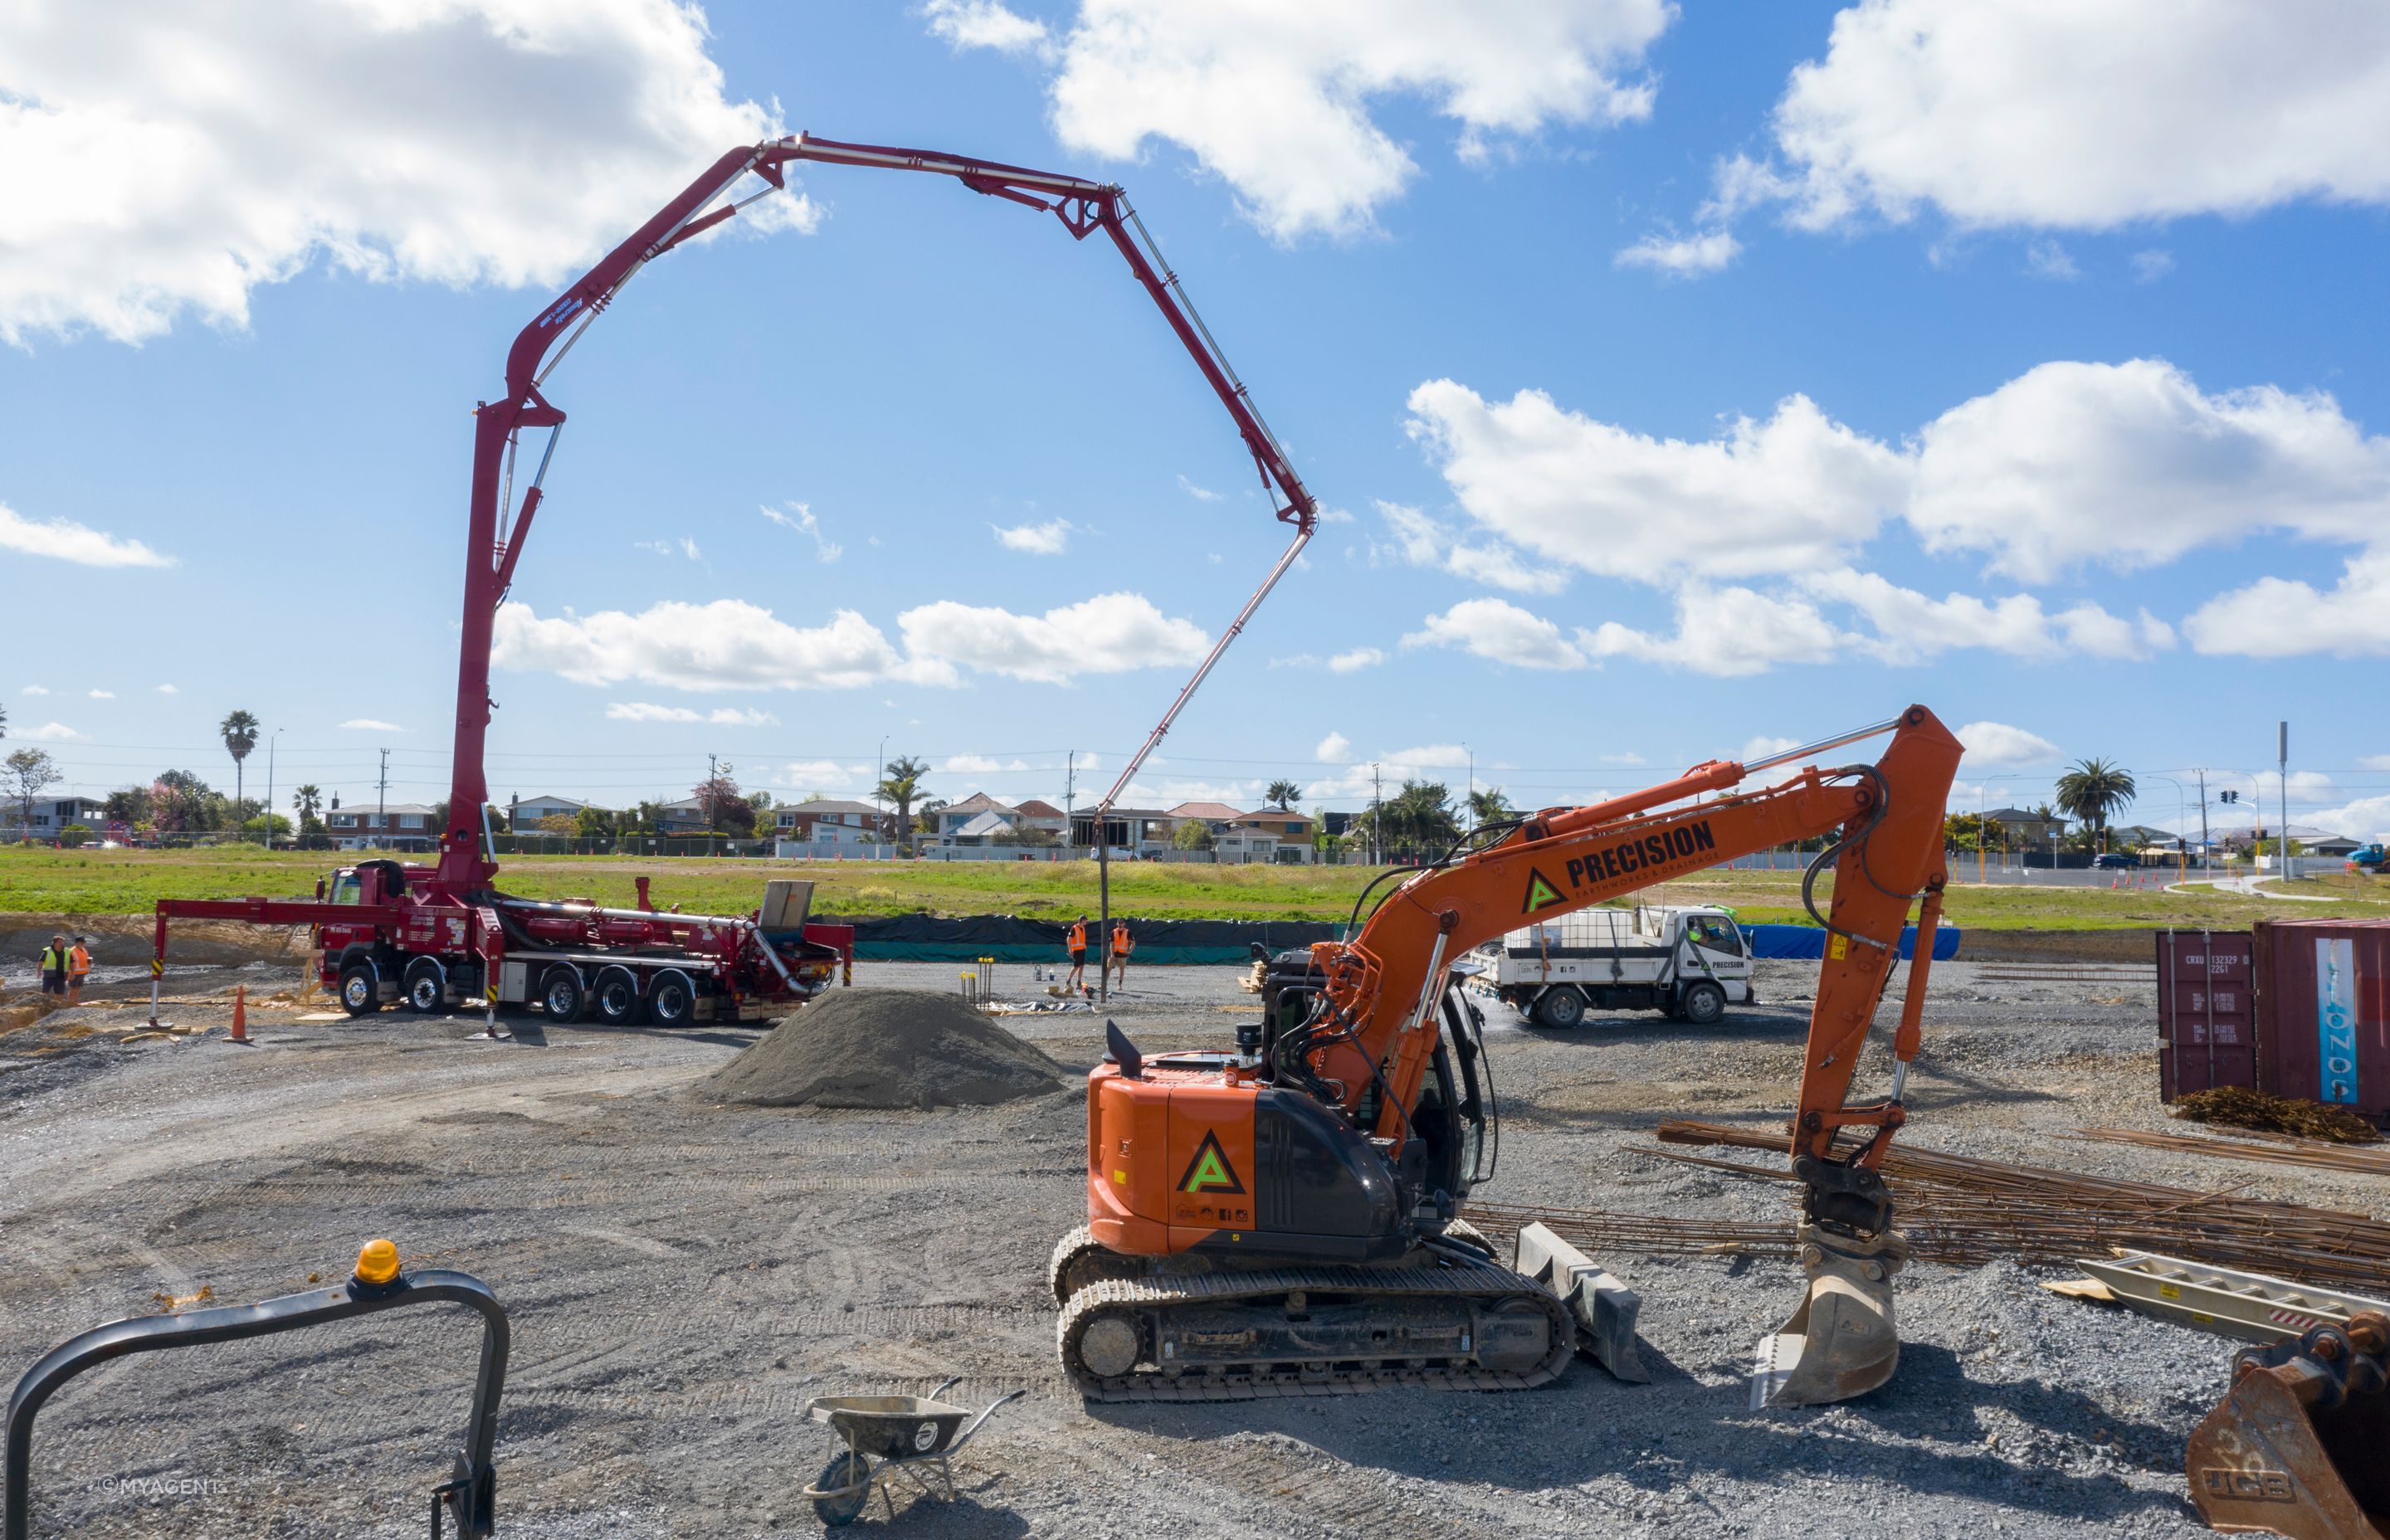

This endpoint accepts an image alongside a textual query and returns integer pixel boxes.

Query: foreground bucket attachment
[2187,1310,2390,1538]
[1751,1224,1907,1409]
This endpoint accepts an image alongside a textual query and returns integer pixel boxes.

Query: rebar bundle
[2070,1126,2390,1179]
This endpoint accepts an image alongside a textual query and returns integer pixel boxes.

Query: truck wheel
[591,967,641,1026]
[646,969,695,1028]
[1532,988,1586,1030]
[338,962,380,1017]
[539,965,586,1021]
[1679,981,1726,1026]
[401,958,447,1014]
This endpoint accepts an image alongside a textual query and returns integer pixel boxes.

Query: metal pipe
[1740,715,1910,777]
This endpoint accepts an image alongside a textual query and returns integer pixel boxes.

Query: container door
[2156,931,2255,1100]
[2253,919,2390,1121]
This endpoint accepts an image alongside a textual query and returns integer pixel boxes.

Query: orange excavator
[1052,705,1963,1406]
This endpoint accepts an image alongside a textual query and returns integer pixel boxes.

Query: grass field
[7,844,2388,928]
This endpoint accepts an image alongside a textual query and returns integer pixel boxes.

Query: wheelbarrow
[801,1376,1024,1527]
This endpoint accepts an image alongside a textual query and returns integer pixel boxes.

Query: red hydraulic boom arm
[435,134,1319,895]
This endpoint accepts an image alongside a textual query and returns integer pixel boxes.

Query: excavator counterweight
[1061,705,1963,1405]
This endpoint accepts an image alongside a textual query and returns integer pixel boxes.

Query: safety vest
[39,947,67,973]
[68,945,90,977]
[1111,925,1131,955]
[1067,923,1087,950]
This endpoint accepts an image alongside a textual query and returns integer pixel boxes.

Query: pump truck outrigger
[1054,706,1963,1408]
[142,132,1319,1027]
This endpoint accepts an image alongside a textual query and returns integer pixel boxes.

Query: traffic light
[2219,790,2239,803]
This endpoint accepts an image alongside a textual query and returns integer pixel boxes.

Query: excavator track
[1056,1255,1575,1402]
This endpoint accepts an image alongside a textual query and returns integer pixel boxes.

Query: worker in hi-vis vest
[66,935,91,1006]
[1065,914,1090,992]
[37,934,70,997]
[1108,919,1135,991]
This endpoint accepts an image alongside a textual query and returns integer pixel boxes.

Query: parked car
[2093,852,2138,870]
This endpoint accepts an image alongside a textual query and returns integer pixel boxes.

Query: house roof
[656,797,706,813]
[944,792,1015,817]
[1983,807,2065,824]
[2213,822,2353,843]
[1013,799,1066,818]
[1076,807,1170,821]
[514,794,587,810]
[953,811,1012,837]
[1168,801,1248,821]
[1236,808,1312,824]
[783,799,885,817]
[351,802,437,817]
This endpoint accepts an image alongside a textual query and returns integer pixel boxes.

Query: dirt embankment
[2,914,309,967]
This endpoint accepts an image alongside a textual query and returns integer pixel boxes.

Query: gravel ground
[0,953,2369,1538]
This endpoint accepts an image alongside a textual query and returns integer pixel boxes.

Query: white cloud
[495,599,955,692]
[680,537,702,562]
[0,500,173,567]
[1954,721,2061,768]
[154,683,177,694]
[1327,647,1385,673]
[22,722,81,741]
[2183,550,2390,658]
[85,689,114,699]
[761,502,842,563]
[1402,597,1590,670]
[339,718,403,732]
[1315,731,1351,763]
[1747,0,2390,233]
[0,0,816,345]
[2362,755,2390,772]
[1177,475,1222,502]
[992,518,1076,555]
[603,703,779,726]
[1586,587,1850,675]
[977,0,1675,242]
[1740,735,1800,763]
[1370,500,1568,595]
[2132,250,2175,283]
[1317,508,1355,524]
[924,0,1049,54]
[2310,794,2390,845]
[1799,569,2175,662]
[20,686,46,695]
[942,753,1032,775]
[1598,751,1647,767]
[1405,382,1908,582]
[2022,239,2080,281]
[1614,228,1740,277]
[773,759,871,789]
[899,592,1207,685]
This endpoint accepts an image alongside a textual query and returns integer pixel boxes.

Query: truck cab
[1464,904,1755,1029]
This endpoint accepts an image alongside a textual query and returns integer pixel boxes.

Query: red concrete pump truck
[147,133,1319,1030]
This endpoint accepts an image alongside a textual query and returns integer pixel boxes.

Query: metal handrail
[6,1263,508,1540]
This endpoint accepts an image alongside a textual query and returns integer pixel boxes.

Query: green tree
[1264,778,1302,810]
[1943,811,1987,851]
[149,771,212,833]
[5,748,61,839]
[292,783,324,834]
[1172,818,1215,850]
[574,805,615,839]
[1357,779,1460,862]
[876,754,931,854]
[1467,787,1514,828]
[219,710,261,841]
[2054,758,2136,853]
[241,813,293,841]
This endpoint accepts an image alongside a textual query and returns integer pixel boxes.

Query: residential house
[2212,822,2359,857]
[773,798,897,846]
[652,797,710,836]
[4,794,110,840]
[1981,807,2068,852]
[1012,799,1068,841]
[1070,807,1174,854]
[1233,806,1315,864]
[326,802,441,852]
[509,793,588,829]
[937,792,1017,841]
[945,811,1014,846]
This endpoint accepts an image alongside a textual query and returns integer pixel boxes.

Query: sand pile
[699,987,1066,1109]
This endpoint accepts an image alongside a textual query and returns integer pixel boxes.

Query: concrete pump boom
[435,133,1320,894]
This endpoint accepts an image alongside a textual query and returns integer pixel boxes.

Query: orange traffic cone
[228,986,250,1045]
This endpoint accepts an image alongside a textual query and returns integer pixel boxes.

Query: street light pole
[876,734,888,854]
[263,728,282,849]
[2279,721,2292,879]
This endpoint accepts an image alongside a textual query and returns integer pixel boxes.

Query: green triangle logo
[1523,868,1567,914]
[1178,1130,1244,1194]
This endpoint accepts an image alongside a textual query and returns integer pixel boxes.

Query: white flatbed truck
[1463,904,1755,1028]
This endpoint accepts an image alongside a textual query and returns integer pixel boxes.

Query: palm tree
[219,709,260,842]
[1467,787,1514,829]
[876,754,931,853]
[1264,778,1301,810]
[293,783,323,832]
[2054,758,2136,853]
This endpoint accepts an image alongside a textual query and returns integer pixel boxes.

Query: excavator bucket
[2186,1311,2390,1538]
[1751,1225,1908,1409]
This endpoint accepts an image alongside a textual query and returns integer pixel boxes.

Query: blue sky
[3,1,2387,836]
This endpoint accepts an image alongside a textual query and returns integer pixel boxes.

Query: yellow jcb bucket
[2187,1310,2390,1538]
[1751,1224,1908,1409]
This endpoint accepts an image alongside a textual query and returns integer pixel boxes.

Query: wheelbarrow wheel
[812,1451,871,1528]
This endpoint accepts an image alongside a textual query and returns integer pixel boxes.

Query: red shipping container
[2155,930,2256,1100]
[2251,919,2390,1123]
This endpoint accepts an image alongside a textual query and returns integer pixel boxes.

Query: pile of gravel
[697,987,1066,1109]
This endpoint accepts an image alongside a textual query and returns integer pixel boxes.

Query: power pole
[2196,768,2211,873]
[1370,763,1383,865]
[707,753,719,857]
[1064,751,1076,853]
[376,748,390,847]
[2279,721,2291,877]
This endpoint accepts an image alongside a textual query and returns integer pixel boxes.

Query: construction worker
[1065,914,1090,992]
[66,935,91,1006]
[1109,919,1134,992]
[37,934,69,997]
